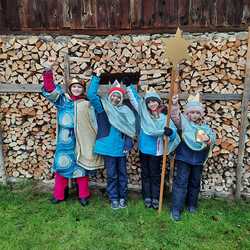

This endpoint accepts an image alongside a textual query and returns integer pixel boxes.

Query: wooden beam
[0,83,42,93]
[0,26,248,36]
[0,131,7,185]
[235,26,250,200]
[0,83,243,101]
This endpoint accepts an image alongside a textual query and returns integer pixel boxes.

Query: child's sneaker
[152,199,159,210]
[170,210,181,221]
[187,206,197,213]
[144,198,152,208]
[111,200,119,210]
[119,199,127,209]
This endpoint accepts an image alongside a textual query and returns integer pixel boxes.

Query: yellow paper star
[163,27,190,69]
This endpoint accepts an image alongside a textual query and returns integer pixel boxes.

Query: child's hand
[172,95,179,105]
[43,56,57,69]
[196,130,210,144]
[95,67,104,77]
[202,134,210,144]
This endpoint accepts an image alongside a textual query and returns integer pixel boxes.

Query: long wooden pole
[0,130,7,185]
[235,26,250,200]
[63,53,72,188]
[158,67,177,213]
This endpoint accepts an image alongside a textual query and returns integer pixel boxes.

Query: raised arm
[170,95,181,129]
[41,57,64,105]
[42,57,56,93]
[87,73,104,113]
[126,85,141,113]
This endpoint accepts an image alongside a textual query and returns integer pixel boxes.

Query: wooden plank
[27,0,49,29]
[0,131,7,185]
[5,0,20,30]
[166,0,178,25]
[178,0,189,26]
[0,84,43,93]
[119,0,130,29]
[18,0,29,29]
[47,0,59,30]
[61,0,71,28]
[107,0,130,30]
[242,0,250,24]
[96,0,110,29]
[0,0,250,33]
[160,92,243,101]
[64,54,70,90]
[0,83,243,101]
[81,0,97,28]
[235,26,250,200]
[154,0,165,27]
[130,0,142,28]
[189,0,206,26]
[225,0,243,25]
[0,0,7,30]
[140,0,155,28]
[199,0,216,26]
[1,25,248,35]
[70,0,83,29]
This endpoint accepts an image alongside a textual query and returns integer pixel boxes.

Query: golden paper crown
[113,79,121,87]
[71,78,80,84]
[69,77,85,87]
[187,93,200,103]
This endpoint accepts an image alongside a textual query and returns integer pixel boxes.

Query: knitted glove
[164,127,173,136]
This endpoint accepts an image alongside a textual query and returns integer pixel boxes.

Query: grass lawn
[0,181,249,250]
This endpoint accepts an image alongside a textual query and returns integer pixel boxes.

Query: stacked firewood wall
[0,33,249,195]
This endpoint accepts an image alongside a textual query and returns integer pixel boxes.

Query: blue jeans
[172,160,203,212]
[104,156,128,201]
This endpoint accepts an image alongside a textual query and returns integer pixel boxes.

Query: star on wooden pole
[163,27,190,69]
[158,27,190,213]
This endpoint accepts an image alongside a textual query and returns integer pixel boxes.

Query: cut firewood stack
[0,33,249,195]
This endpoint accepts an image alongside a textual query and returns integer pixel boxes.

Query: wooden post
[64,53,70,91]
[63,53,73,189]
[235,26,250,200]
[0,130,7,185]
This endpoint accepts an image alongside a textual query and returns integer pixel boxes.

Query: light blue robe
[42,85,91,178]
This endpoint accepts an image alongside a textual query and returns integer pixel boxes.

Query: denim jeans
[104,156,128,201]
[172,160,203,212]
[139,152,162,200]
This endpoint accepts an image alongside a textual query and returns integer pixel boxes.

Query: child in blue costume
[170,94,216,221]
[42,58,102,206]
[87,68,136,210]
[126,84,180,209]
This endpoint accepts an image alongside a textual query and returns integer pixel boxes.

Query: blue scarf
[101,97,136,138]
[181,114,216,151]
[139,99,166,136]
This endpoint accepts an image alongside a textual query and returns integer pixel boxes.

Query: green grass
[0,181,249,250]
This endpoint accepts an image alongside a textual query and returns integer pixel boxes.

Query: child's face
[188,110,202,122]
[70,84,84,96]
[147,100,160,112]
[110,93,122,106]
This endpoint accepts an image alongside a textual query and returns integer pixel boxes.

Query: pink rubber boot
[52,172,68,202]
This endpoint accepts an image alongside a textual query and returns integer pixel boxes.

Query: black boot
[64,186,69,200]
[79,197,89,206]
[50,197,64,204]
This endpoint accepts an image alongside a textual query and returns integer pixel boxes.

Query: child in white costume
[170,94,216,221]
